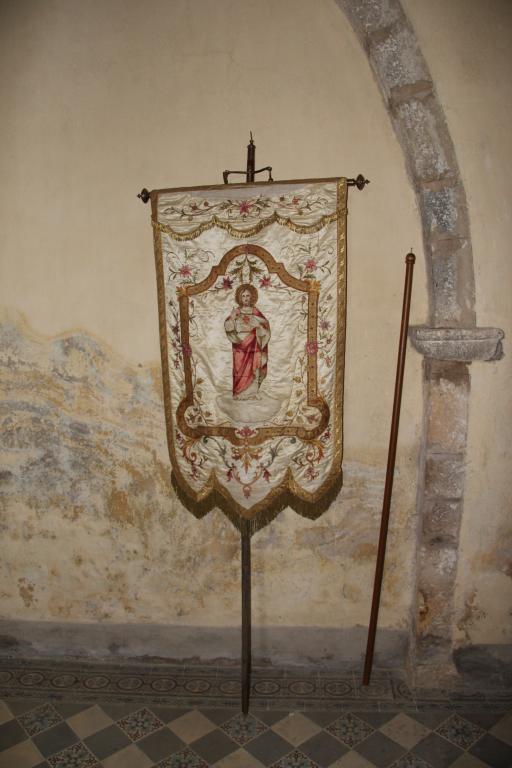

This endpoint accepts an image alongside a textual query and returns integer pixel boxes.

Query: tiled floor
[0,660,511,767]
[2,698,512,767]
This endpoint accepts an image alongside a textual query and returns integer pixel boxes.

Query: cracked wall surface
[0,309,420,662]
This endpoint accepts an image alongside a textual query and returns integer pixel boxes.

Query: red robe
[230,308,269,396]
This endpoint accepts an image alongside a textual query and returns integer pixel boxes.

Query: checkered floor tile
[0,698,511,767]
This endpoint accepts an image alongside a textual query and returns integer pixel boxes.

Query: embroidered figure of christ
[224,284,271,401]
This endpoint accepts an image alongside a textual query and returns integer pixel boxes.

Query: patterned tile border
[0,659,510,712]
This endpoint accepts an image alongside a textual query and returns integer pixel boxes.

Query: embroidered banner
[151,178,347,529]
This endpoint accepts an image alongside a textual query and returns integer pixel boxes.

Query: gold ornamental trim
[152,210,340,241]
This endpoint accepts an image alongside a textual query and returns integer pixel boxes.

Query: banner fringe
[171,471,343,537]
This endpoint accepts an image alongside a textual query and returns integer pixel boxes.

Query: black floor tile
[137,726,185,761]
[0,717,27,750]
[409,710,453,729]
[190,728,239,763]
[53,701,92,718]
[198,707,238,726]
[355,731,406,767]
[83,723,131,759]
[300,730,348,767]
[151,706,191,723]
[469,732,512,768]
[252,709,290,726]
[245,728,294,764]
[461,709,508,730]
[412,732,463,768]
[355,710,397,728]
[32,721,79,758]
[97,702,142,720]
[5,698,46,716]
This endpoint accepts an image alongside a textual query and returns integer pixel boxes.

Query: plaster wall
[0,0,425,662]
[4,0,508,666]
[403,0,512,649]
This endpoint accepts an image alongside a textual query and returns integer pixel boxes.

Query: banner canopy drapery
[151,178,347,530]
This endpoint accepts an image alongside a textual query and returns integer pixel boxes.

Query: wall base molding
[0,619,408,669]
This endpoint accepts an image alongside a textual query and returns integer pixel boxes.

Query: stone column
[335,0,504,681]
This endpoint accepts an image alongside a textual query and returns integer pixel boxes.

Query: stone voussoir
[368,20,430,98]
[420,499,463,548]
[424,454,465,499]
[392,96,458,184]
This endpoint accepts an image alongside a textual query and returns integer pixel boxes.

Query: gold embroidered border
[152,210,339,241]
[152,178,347,523]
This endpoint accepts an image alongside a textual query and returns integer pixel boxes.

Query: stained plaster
[0,309,417,662]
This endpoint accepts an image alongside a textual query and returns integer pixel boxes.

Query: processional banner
[151,178,347,530]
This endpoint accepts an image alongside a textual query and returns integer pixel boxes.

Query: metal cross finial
[223,134,273,184]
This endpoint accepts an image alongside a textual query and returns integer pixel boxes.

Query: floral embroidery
[161,189,334,224]
[176,430,207,480]
[165,246,215,286]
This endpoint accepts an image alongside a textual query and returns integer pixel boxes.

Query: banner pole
[241,135,255,714]
[241,519,252,713]
[363,251,415,686]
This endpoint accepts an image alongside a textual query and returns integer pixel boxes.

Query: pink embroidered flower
[305,341,318,355]
[243,486,252,498]
[324,355,332,366]
[179,265,192,278]
[182,343,192,357]
[320,319,330,331]
[239,200,251,214]
[226,467,233,481]
[262,467,271,482]
[305,466,319,481]
[292,196,300,205]
[259,276,271,288]
[222,276,233,290]
[238,425,256,439]
[321,427,331,443]
[304,258,317,271]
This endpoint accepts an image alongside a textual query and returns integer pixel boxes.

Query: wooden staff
[241,519,251,714]
[363,251,416,686]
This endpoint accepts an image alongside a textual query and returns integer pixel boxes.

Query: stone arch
[334,0,503,679]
